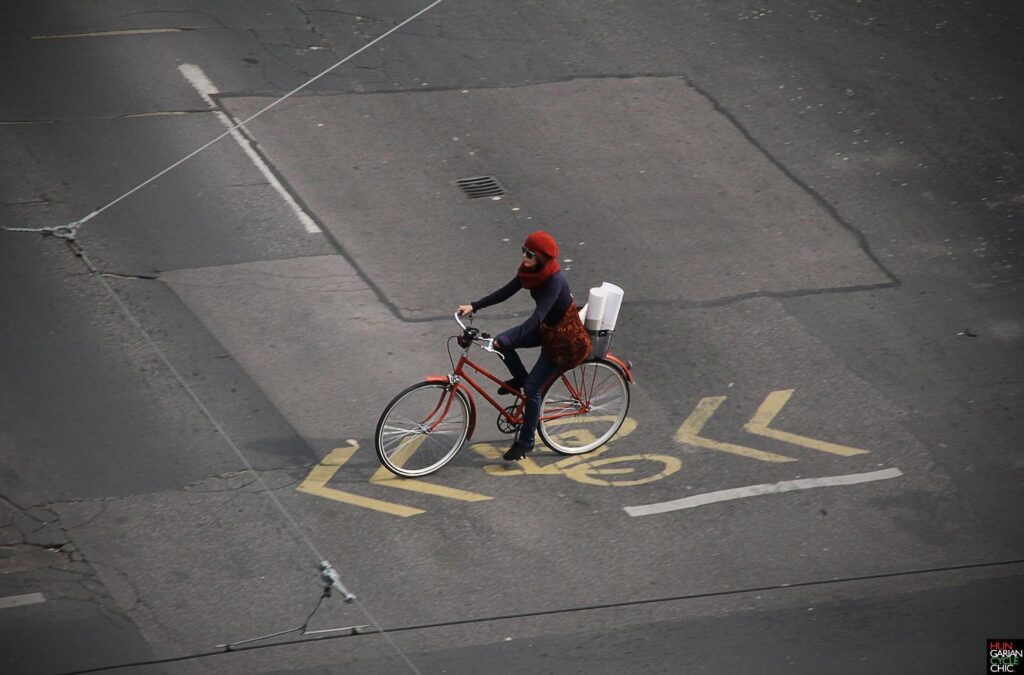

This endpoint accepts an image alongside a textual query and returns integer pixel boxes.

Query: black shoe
[503,442,534,461]
[496,379,522,396]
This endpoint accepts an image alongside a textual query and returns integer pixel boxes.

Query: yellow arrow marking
[297,440,424,517]
[675,397,796,463]
[744,389,869,456]
[370,437,492,502]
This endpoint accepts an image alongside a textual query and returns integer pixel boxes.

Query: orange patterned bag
[540,301,592,372]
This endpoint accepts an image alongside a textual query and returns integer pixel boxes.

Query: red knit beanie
[524,231,559,259]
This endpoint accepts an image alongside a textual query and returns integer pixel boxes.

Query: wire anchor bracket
[319,560,356,602]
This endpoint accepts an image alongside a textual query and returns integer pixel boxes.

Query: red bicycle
[374,313,634,477]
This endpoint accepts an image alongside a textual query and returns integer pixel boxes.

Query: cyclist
[457,231,589,461]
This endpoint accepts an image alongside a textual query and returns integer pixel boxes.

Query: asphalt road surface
[2,1,1021,673]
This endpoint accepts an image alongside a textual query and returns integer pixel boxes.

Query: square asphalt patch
[225,77,891,318]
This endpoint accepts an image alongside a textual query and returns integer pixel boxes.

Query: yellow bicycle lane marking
[675,397,797,462]
[298,437,491,517]
[369,434,492,502]
[675,390,869,461]
[469,416,681,487]
[476,417,640,476]
[744,389,868,456]
[297,390,869,515]
[297,440,424,517]
[561,455,682,487]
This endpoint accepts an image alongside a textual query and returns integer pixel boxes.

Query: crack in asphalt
[0,495,114,612]
[98,271,161,281]
[3,198,59,206]
[395,16,540,44]
[116,110,208,119]
[0,119,57,125]
[295,7,392,76]
[1,493,35,519]
[123,9,228,30]
[62,500,110,533]
[243,28,335,86]
[291,0,340,57]
[85,557,188,647]
[88,560,143,613]
[1,110,212,125]
[312,9,385,21]
[638,281,902,309]
[163,276,369,294]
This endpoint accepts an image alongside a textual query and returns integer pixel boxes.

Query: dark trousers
[496,331,560,448]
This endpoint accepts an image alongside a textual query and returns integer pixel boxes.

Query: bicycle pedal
[496,406,521,434]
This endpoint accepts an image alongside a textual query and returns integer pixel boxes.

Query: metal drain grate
[457,176,505,199]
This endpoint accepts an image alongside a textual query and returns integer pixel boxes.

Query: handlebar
[453,311,504,359]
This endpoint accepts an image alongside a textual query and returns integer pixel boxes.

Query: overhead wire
[63,241,422,675]
[2,3,461,673]
[2,0,446,241]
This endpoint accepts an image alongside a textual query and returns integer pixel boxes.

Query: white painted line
[624,468,904,517]
[31,29,184,40]
[0,592,47,610]
[120,111,194,119]
[177,64,322,234]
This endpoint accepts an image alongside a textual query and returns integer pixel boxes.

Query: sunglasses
[521,246,537,259]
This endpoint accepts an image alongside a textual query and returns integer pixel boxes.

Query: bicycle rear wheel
[538,359,630,455]
[375,382,471,477]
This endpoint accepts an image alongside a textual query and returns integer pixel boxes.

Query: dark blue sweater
[471,271,572,349]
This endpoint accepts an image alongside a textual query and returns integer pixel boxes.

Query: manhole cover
[457,176,505,199]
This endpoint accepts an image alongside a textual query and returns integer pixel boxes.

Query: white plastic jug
[584,287,608,331]
[598,282,624,331]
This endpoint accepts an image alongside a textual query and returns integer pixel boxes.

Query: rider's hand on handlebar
[457,304,474,317]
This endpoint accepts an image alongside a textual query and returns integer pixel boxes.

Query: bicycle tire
[538,359,630,455]
[375,382,471,477]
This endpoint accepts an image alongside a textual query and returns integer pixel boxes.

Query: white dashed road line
[178,63,322,234]
[624,468,904,517]
[31,29,184,40]
[0,593,47,610]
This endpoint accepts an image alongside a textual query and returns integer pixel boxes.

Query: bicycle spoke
[585,373,616,402]
[384,433,429,465]
[381,422,422,434]
[539,361,630,455]
[375,383,471,476]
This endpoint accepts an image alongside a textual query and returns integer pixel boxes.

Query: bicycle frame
[424,346,624,445]
[375,313,635,477]
[423,354,528,440]
[454,355,527,424]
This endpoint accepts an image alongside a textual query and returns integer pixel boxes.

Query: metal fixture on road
[457,175,506,199]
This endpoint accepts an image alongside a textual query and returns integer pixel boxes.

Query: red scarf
[517,259,560,290]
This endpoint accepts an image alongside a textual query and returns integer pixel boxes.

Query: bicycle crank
[496,406,521,435]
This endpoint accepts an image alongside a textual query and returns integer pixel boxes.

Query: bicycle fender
[423,376,478,443]
[602,353,635,383]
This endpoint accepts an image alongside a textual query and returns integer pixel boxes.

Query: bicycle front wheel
[539,359,630,455]
[375,382,471,477]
